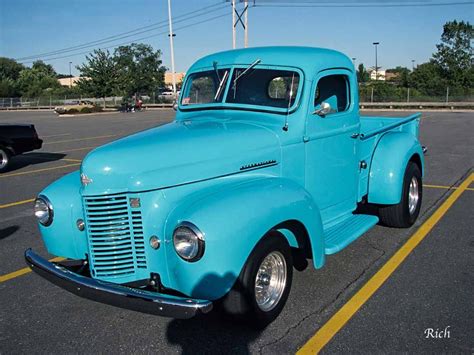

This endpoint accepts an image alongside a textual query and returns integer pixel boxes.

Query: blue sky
[0,0,472,75]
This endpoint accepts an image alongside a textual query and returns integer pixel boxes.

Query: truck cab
[26,47,424,327]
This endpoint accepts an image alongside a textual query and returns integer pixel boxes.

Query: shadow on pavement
[0,225,19,240]
[3,152,66,173]
[166,272,262,354]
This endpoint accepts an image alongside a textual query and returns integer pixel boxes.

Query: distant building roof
[165,72,186,85]
[58,76,82,87]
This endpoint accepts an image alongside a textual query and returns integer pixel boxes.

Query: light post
[411,59,415,71]
[372,42,379,81]
[69,61,72,88]
[352,57,356,67]
[167,0,177,96]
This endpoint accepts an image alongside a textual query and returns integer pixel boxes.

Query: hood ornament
[80,173,93,186]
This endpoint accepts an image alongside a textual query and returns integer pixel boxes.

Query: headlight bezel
[34,195,54,226]
[172,221,205,262]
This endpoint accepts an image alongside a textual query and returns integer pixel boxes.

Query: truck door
[304,69,359,223]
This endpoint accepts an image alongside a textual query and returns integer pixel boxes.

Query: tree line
[0,21,472,102]
[357,20,473,101]
[0,43,166,100]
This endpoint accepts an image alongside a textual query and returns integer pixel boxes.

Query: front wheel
[219,232,293,327]
[0,146,11,173]
[378,161,422,228]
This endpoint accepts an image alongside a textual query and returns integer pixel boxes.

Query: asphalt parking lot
[0,109,473,353]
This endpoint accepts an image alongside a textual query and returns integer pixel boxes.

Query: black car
[0,124,43,172]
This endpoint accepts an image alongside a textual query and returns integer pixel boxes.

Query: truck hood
[80,118,280,195]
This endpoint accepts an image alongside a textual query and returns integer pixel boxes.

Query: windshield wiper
[214,70,229,101]
[232,59,261,97]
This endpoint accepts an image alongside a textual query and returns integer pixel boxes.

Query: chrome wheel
[408,176,419,215]
[0,149,9,170]
[255,251,287,312]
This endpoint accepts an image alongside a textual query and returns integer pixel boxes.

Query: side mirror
[172,101,178,111]
[313,102,331,116]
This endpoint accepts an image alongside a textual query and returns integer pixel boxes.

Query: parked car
[54,100,95,114]
[0,124,43,172]
[26,47,425,327]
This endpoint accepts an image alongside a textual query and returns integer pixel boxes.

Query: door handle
[350,133,360,139]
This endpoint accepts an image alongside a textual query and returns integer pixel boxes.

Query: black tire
[219,232,293,328]
[0,146,11,173]
[379,161,422,228]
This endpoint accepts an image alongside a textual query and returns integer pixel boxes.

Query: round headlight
[34,195,53,226]
[173,222,205,262]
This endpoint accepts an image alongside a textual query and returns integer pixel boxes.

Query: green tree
[357,63,369,83]
[114,43,166,97]
[432,20,473,89]
[16,60,61,97]
[410,61,447,96]
[76,49,118,105]
[0,57,25,97]
[386,66,410,87]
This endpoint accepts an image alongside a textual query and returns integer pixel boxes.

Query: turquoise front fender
[37,171,87,259]
[164,177,324,300]
[367,132,424,205]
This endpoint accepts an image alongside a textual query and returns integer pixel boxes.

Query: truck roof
[189,46,354,77]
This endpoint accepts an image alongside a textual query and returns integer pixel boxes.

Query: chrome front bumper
[24,249,213,319]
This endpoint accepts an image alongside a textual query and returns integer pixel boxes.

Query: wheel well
[409,153,422,175]
[272,219,313,259]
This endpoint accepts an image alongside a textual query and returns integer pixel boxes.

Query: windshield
[180,67,301,110]
[181,69,229,106]
[226,68,300,109]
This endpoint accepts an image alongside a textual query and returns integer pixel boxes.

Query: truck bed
[357,113,421,200]
[360,113,421,139]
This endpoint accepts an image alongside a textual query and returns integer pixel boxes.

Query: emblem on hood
[80,173,93,186]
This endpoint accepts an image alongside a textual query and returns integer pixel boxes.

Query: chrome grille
[84,194,147,278]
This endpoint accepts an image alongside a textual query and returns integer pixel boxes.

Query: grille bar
[84,194,147,279]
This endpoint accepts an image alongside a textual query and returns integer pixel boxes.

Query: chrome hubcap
[408,176,419,214]
[0,150,8,169]
[255,251,287,312]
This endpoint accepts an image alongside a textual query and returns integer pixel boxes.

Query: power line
[15,2,226,62]
[19,12,231,64]
[254,1,474,7]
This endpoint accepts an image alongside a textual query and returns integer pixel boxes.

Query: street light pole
[373,42,379,81]
[411,59,415,71]
[352,57,356,67]
[232,0,236,49]
[167,0,177,95]
[69,61,72,88]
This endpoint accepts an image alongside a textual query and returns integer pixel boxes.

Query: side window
[314,74,350,114]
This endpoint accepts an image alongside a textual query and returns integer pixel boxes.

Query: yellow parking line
[0,198,35,209]
[0,257,65,283]
[0,163,80,178]
[43,134,116,145]
[297,172,473,354]
[61,158,82,163]
[425,184,474,191]
[41,133,71,138]
[54,146,97,153]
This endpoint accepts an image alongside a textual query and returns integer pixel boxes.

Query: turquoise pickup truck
[26,47,424,327]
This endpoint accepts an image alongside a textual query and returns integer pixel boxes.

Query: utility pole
[231,0,250,49]
[373,42,379,81]
[244,1,248,48]
[69,61,72,88]
[232,0,236,49]
[167,0,177,95]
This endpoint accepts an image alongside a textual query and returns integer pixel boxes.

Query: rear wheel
[0,146,11,173]
[379,161,422,227]
[219,232,293,327]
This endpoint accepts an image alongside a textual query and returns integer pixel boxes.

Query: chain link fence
[0,95,175,109]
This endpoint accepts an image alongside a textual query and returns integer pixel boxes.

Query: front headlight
[34,195,53,226]
[173,222,205,262]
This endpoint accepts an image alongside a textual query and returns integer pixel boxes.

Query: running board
[324,214,379,255]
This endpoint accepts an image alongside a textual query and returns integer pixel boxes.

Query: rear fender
[164,177,324,300]
[368,132,424,205]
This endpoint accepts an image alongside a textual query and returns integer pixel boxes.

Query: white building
[368,68,386,81]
